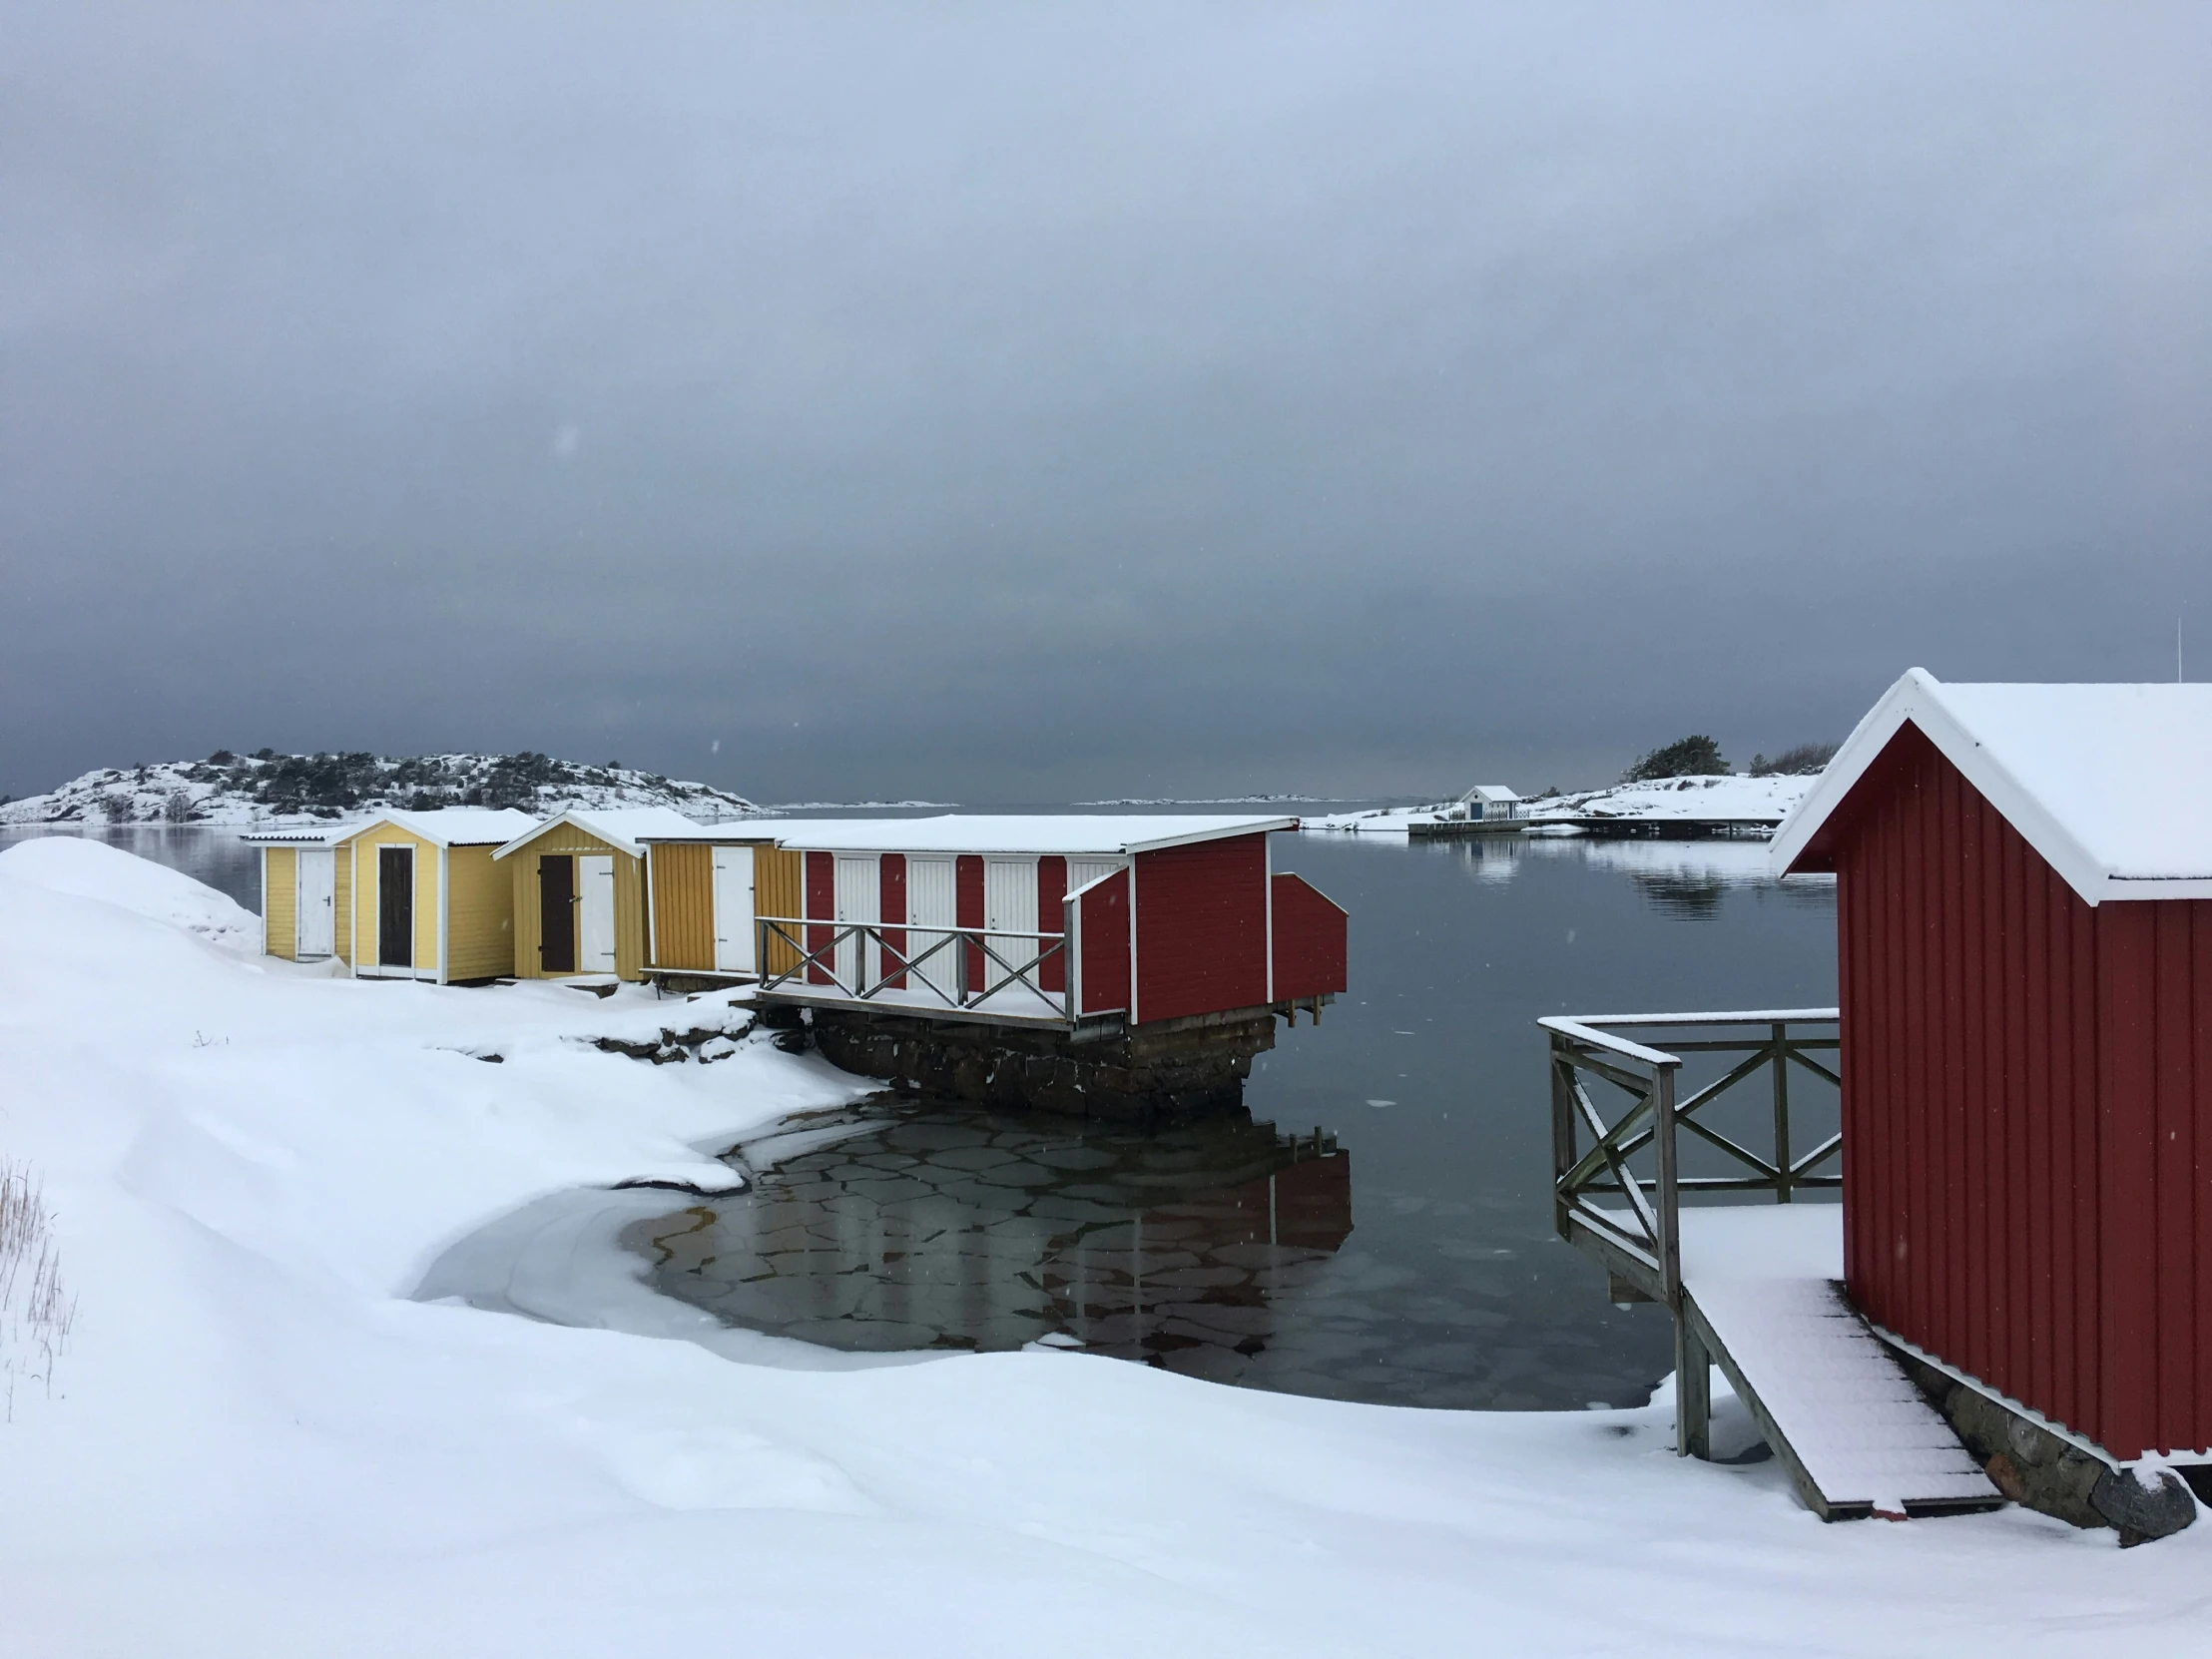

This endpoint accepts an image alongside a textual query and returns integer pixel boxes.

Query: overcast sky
[6,3,2209,804]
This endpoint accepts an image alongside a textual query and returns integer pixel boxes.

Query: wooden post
[1549,1035,1575,1241]
[1653,1064,1682,1309]
[1772,1021,1793,1204]
[1676,1301,1712,1460]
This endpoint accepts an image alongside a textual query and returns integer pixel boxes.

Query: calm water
[629,831,1839,1410]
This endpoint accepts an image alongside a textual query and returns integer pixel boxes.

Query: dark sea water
[628,830,1840,1411]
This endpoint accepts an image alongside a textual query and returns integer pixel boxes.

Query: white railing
[755,912,1074,1022]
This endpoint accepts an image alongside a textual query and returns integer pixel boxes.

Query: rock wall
[797,1007,1278,1120]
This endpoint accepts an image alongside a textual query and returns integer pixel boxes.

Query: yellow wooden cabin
[256,809,538,982]
[244,822,362,963]
[491,808,715,982]
[636,821,807,982]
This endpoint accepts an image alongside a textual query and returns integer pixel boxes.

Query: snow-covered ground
[1309,774,1818,834]
[0,752,765,829]
[0,837,2195,1656]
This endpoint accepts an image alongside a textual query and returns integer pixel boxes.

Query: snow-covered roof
[333,808,542,847]
[647,814,1297,856]
[491,806,713,860]
[1772,669,2212,903]
[1457,785,1520,804]
[239,823,366,844]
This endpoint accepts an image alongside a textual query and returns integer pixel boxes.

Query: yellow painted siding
[615,852,645,981]
[649,844,715,970]
[444,844,515,981]
[337,822,440,976]
[756,846,803,974]
[264,846,297,960]
[333,844,353,964]
[505,826,649,981]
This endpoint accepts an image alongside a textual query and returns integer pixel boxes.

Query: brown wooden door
[538,854,576,973]
[377,846,413,967]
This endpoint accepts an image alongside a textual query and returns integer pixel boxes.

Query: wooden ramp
[1685,1274,2000,1520]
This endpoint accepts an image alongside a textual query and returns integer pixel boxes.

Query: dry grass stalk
[0,1160,77,1417]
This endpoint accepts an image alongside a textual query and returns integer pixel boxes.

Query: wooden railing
[1540,1009,1840,1453]
[755,913,1073,1022]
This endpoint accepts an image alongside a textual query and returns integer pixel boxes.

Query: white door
[982,857,1039,996]
[712,845,756,974]
[579,855,617,973]
[833,854,877,991]
[295,847,335,958]
[904,857,957,998]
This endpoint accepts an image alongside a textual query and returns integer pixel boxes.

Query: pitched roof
[331,808,542,847]
[239,823,366,844]
[1772,669,2212,903]
[488,806,723,859]
[1458,785,1521,804]
[645,813,1296,856]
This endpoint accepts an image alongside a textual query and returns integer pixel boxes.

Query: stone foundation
[1891,1348,2198,1544]
[791,1005,1280,1120]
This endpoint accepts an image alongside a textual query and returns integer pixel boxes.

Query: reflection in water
[628,1100,1353,1384]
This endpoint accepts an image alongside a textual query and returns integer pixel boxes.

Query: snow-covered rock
[0,751,766,829]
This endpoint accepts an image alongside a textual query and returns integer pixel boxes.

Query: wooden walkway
[1544,1011,2000,1521]
[1669,1211,1998,1518]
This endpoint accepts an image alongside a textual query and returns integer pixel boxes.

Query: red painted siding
[1076,869,1130,1015]
[1037,855,1067,994]
[1834,724,2212,1458]
[957,854,985,989]
[1132,834,1269,1025]
[1271,873,1348,1001]
[879,853,906,988]
[804,849,834,985]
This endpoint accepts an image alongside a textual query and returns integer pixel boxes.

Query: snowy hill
[0,750,766,829]
[1308,773,1817,833]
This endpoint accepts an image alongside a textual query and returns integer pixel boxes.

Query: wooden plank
[1686,1280,2000,1521]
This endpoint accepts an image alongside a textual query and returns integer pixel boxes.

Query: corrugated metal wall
[650,844,715,970]
[1076,869,1130,1015]
[878,853,907,987]
[444,845,516,981]
[264,846,296,960]
[1270,872,1347,1001]
[1131,834,1269,1025]
[756,847,803,974]
[333,843,352,963]
[1837,724,2212,1459]
[1036,855,1067,993]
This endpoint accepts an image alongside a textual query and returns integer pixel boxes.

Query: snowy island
[1307,772,1820,835]
[0,749,766,829]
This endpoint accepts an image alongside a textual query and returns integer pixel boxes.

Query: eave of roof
[1770,669,2212,905]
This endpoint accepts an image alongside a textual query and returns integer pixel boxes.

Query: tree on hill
[1623,735,1728,783]
[1749,742,1838,777]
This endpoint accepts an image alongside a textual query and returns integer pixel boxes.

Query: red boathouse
[747,815,1348,1117]
[1774,670,2212,1463]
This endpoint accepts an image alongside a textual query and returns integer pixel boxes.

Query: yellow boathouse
[636,820,807,982]
[310,808,538,982]
[491,808,717,982]
[243,822,362,963]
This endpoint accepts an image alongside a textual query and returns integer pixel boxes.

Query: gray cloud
[5,2,2209,801]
